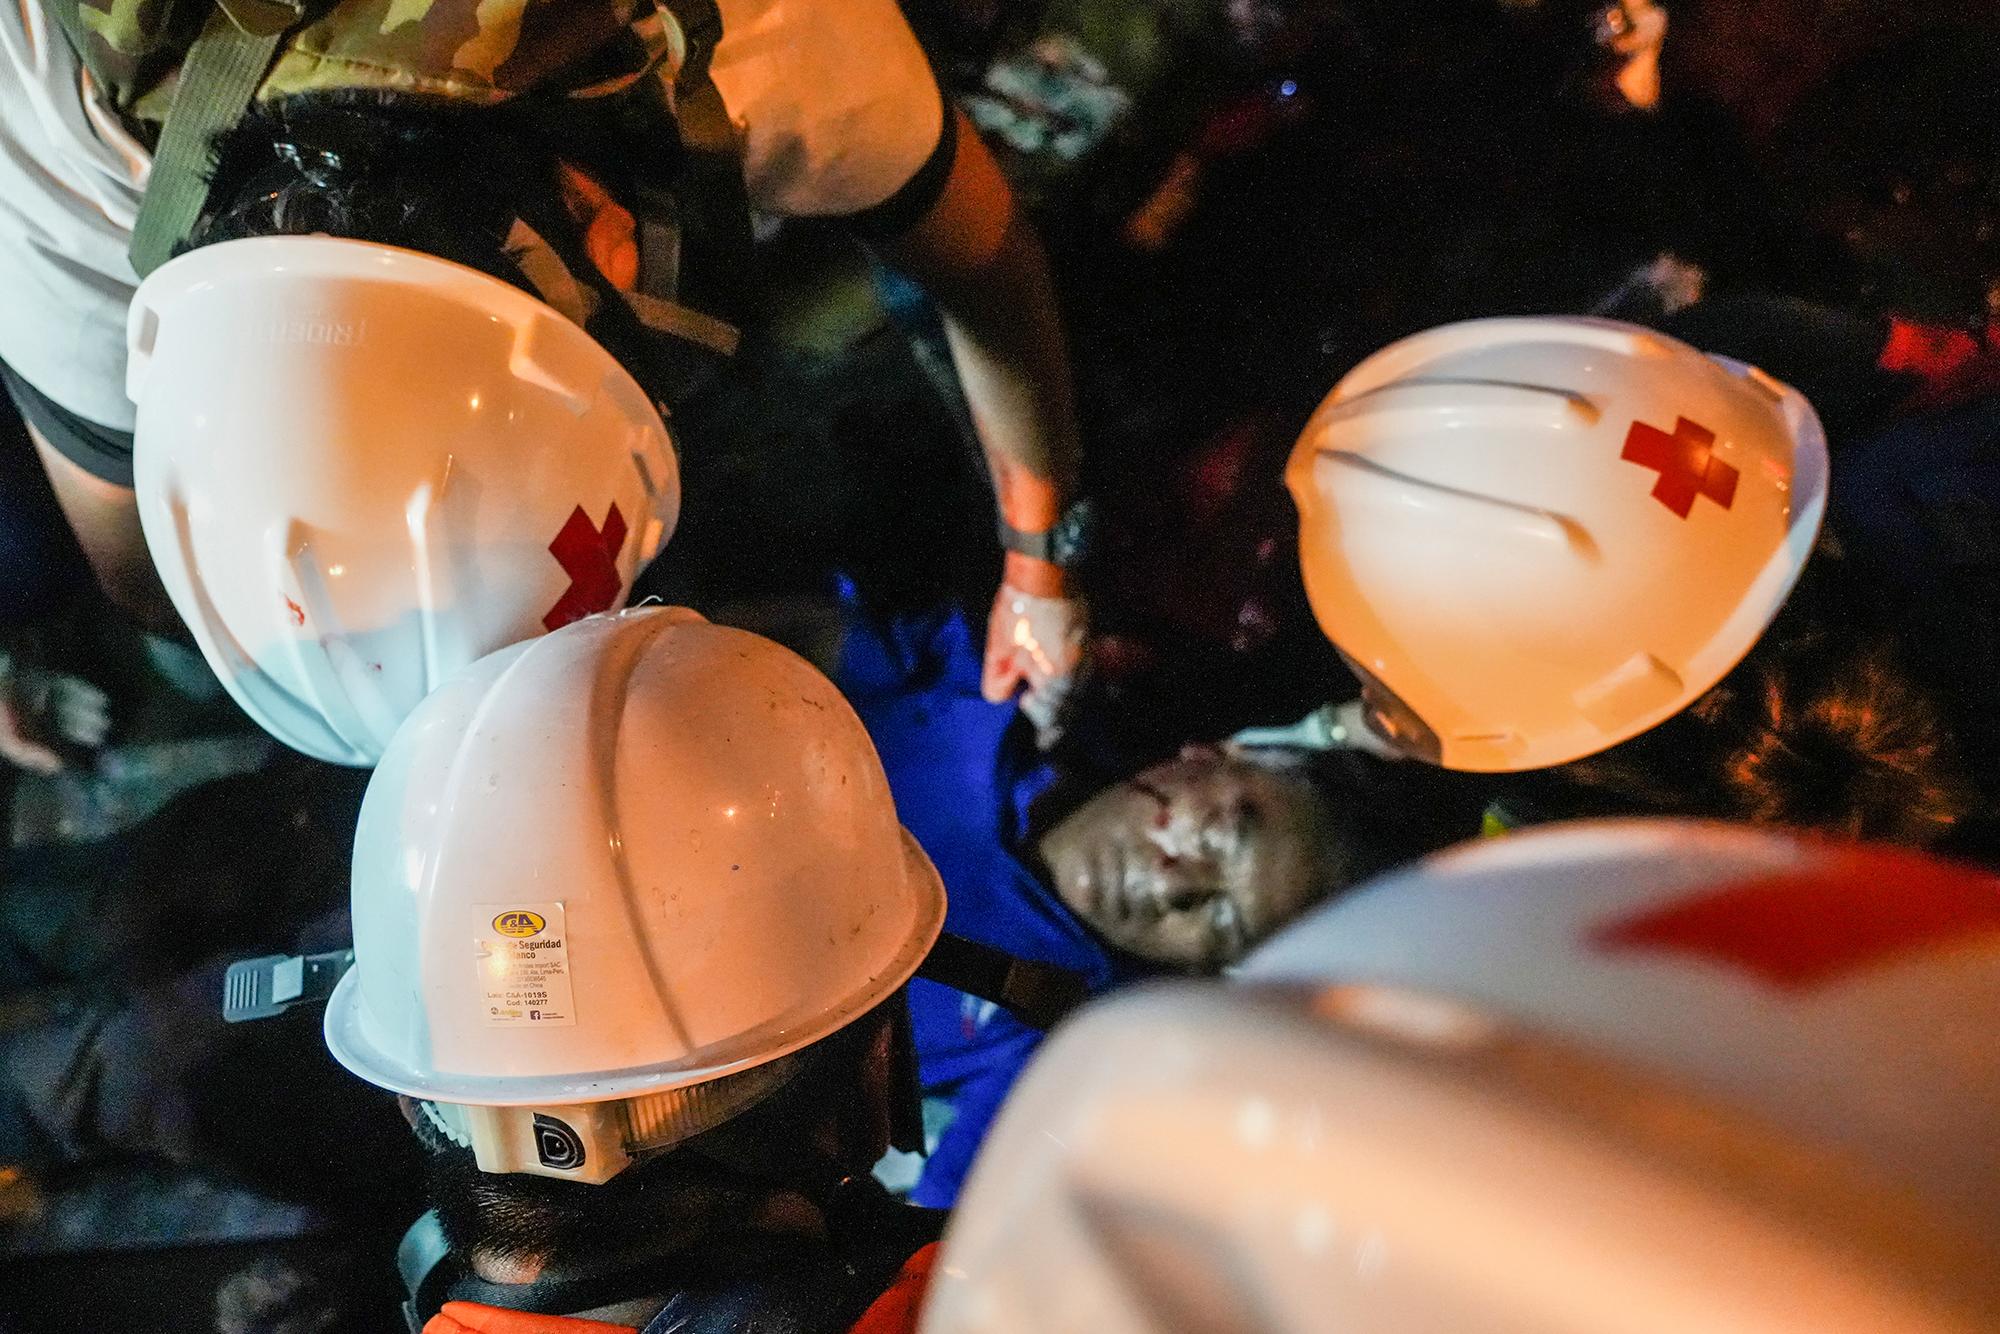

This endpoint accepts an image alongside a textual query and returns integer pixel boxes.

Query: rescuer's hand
[982,561,1087,750]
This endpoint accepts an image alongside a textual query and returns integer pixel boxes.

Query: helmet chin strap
[915,933,1091,1030]
[222,948,353,1023]
[506,215,740,359]
[1229,700,1405,759]
[505,218,602,327]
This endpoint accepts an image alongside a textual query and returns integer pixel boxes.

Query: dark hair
[421,1004,895,1271]
[420,1130,747,1274]
[188,94,679,387]
[1510,563,1977,846]
[1291,747,1485,884]
[195,95,552,280]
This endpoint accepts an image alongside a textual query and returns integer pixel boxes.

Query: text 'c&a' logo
[493,910,547,938]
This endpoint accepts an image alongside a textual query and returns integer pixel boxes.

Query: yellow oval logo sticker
[493,910,547,938]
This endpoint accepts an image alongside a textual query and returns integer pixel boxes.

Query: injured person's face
[1038,747,1345,971]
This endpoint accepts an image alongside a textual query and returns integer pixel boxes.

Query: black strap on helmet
[129,0,320,275]
[917,932,1092,1031]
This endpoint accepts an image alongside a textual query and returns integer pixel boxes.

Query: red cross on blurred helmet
[925,820,2000,1332]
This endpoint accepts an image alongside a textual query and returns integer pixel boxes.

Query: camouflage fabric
[54,0,207,113]
[263,0,676,105]
[45,0,695,133]
[45,0,750,389]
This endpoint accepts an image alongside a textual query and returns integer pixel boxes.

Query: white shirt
[0,0,943,430]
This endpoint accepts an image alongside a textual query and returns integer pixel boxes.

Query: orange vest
[423,1243,942,1334]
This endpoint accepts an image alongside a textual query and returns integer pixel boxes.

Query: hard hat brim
[323,830,946,1106]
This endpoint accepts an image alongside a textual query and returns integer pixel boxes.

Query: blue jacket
[837,606,1133,1207]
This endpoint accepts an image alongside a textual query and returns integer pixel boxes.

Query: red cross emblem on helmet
[1621,415,1739,519]
[544,502,629,631]
[1592,851,2000,989]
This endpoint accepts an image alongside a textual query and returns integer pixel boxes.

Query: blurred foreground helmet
[323,607,946,1183]
[924,820,2000,1333]
[130,236,680,766]
[1286,317,1826,772]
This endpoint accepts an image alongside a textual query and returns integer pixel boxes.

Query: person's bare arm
[30,423,172,625]
[870,108,1087,739]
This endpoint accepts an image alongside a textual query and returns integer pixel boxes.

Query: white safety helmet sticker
[476,902,577,1027]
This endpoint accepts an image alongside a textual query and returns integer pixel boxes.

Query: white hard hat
[324,607,946,1183]
[129,235,680,767]
[924,820,2000,1333]
[1287,317,1827,772]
